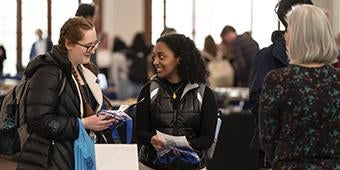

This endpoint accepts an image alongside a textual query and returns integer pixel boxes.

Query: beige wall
[102,0,144,48]
[313,0,329,9]
[314,0,340,34]
[330,0,340,34]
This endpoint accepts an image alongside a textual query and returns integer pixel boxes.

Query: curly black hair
[275,0,313,29]
[156,34,208,84]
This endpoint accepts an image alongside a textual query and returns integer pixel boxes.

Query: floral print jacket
[259,64,340,170]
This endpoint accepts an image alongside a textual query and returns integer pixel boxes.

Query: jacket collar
[151,76,201,100]
[180,82,199,100]
[79,64,103,112]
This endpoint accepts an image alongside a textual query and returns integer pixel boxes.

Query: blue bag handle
[74,118,96,170]
[111,118,133,144]
[109,98,145,144]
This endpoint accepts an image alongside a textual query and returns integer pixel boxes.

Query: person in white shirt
[29,29,53,60]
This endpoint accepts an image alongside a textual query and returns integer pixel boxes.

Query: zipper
[48,140,55,166]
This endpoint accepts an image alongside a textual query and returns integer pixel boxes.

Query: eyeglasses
[73,40,101,53]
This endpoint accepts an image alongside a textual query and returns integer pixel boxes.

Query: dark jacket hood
[271,31,289,65]
[24,53,57,78]
[24,46,72,78]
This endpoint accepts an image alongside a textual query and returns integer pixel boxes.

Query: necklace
[169,83,184,99]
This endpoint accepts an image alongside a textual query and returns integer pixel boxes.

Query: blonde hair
[286,4,338,65]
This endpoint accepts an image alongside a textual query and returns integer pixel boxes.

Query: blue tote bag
[74,118,96,170]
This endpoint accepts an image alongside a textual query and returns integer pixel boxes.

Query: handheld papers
[154,131,200,166]
[156,130,192,149]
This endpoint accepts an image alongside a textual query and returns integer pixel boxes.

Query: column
[331,0,340,35]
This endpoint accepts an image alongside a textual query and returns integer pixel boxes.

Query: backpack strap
[149,80,159,104]
[44,52,66,97]
[196,84,205,109]
[58,70,66,97]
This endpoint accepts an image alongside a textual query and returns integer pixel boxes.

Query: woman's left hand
[81,113,117,131]
[151,134,165,151]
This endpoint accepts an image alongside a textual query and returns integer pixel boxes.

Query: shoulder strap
[58,70,66,97]
[43,52,65,97]
[196,84,206,108]
[149,80,159,104]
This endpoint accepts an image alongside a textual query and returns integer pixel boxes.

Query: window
[195,0,252,48]
[0,0,83,76]
[51,0,79,44]
[251,0,279,48]
[0,0,16,76]
[151,0,164,43]
[81,0,93,3]
[166,0,193,39]
[22,0,47,67]
[151,0,279,49]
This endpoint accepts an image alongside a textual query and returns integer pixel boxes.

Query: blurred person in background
[220,26,259,87]
[96,32,111,78]
[29,29,53,60]
[201,35,234,87]
[109,37,130,99]
[75,3,97,23]
[160,27,177,37]
[125,32,151,98]
[0,44,6,76]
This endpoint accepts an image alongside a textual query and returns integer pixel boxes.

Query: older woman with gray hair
[259,4,339,169]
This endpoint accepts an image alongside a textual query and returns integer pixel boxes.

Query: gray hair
[286,4,338,65]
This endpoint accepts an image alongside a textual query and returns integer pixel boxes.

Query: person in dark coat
[0,45,6,76]
[17,17,116,170]
[245,0,313,169]
[259,5,339,169]
[220,26,259,87]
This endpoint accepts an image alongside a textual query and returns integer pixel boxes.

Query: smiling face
[153,41,181,83]
[66,28,98,67]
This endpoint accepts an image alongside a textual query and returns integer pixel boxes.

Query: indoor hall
[0,0,339,170]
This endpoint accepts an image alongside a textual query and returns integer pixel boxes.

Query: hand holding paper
[154,131,200,166]
[100,106,132,128]
[156,130,193,150]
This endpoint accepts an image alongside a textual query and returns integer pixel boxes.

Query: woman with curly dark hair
[136,34,217,170]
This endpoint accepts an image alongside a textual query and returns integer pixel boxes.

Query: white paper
[156,130,193,149]
[95,144,138,170]
[101,108,130,121]
[118,105,129,111]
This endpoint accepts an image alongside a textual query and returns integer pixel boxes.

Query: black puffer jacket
[17,47,82,170]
